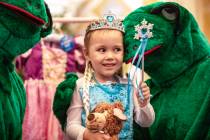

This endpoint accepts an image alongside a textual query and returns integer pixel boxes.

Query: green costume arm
[0,70,26,140]
[53,73,78,130]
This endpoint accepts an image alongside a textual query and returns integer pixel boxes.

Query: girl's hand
[83,129,111,140]
[137,82,151,108]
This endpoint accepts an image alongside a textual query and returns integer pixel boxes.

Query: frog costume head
[123,2,210,85]
[0,0,52,94]
[0,0,52,59]
[123,2,210,139]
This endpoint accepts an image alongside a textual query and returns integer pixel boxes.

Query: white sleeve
[66,80,86,140]
[133,92,155,127]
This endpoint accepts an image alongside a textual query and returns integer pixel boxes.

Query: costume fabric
[53,73,79,131]
[123,2,210,140]
[66,77,155,140]
[0,0,52,140]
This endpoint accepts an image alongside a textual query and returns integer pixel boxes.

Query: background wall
[46,0,210,41]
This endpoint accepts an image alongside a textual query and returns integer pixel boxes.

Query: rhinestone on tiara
[86,12,124,34]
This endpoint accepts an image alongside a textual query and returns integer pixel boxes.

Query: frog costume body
[123,2,210,140]
[0,0,52,139]
[53,2,210,140]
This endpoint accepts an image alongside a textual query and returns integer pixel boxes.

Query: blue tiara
[86,12,124,33]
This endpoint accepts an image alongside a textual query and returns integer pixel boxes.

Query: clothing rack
[53,17,124,23]
[50,16,123,45]
[44,17,92,42]
[53,17,98,23]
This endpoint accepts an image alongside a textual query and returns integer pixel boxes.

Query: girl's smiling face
[84,30,124,82]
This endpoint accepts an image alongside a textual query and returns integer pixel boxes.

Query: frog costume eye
[151,4,179,21]
[161,7,178,20]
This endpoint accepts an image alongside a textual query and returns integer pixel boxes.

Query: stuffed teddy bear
[86,102,127,140]
[0,0,52,139]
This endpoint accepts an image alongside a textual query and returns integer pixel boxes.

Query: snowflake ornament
[134,19,154,40]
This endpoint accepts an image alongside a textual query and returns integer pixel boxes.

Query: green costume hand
[53,73,78,130]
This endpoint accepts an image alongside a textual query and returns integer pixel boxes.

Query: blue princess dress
[66,76,155,140]
[80,77,134,139]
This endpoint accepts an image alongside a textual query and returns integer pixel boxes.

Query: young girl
[66,13,155,140]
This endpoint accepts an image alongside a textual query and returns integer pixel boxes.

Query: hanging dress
[17,43,66,140]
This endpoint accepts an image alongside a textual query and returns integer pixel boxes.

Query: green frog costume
[53,2,210,140]
[0,0,52,139]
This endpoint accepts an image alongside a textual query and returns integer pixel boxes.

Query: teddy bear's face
[86,102,127,136]
[86,111,108,132]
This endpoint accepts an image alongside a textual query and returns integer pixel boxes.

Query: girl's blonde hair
[82,61,92,115]
[82,30,94,115]
[82,29,124,115]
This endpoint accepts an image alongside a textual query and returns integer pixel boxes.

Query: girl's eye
[97,48,106,52]
[114,48,122,52]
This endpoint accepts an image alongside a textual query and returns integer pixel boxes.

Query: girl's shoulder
[76,77,85,88]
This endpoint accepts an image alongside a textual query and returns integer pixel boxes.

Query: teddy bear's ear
[113,102,124,111]
[113,108,127,121]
